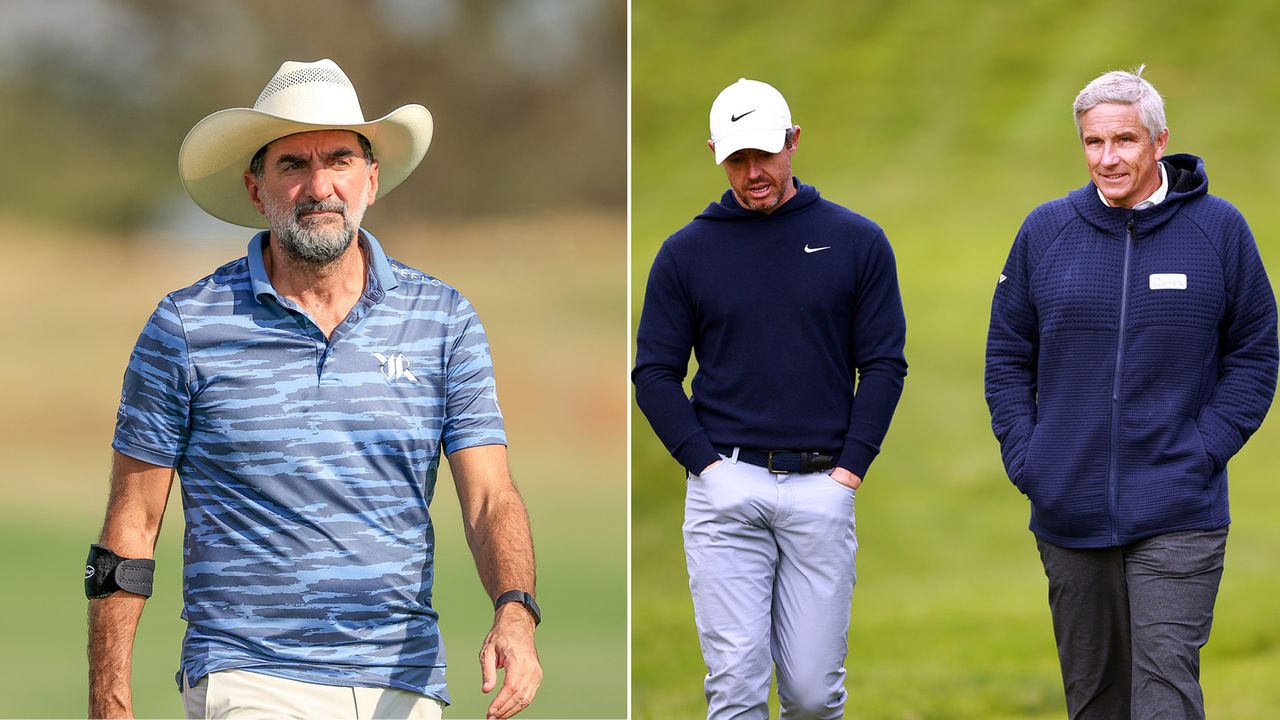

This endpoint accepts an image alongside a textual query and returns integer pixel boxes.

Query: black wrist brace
[85,544,155,599]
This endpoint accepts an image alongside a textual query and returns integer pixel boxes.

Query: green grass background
[0,213,626,718]
[632,1,1280,718]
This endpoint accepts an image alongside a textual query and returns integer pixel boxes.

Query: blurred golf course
[632,1,1280,718]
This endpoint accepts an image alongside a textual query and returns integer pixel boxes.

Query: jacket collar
[1068,153,1208,238]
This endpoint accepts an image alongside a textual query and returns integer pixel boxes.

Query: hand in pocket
[830,466,862,491]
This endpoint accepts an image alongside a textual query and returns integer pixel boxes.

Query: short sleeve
[112,295,192,467]
[440,296,507,454]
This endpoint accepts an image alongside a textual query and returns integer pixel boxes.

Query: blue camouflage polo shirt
[113,230,506,702]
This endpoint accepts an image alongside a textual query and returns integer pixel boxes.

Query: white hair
[1073,65,1166,142]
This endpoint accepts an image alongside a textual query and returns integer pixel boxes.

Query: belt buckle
[766,450,783,473]
[766,450,804,473]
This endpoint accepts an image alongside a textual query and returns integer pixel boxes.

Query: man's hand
[480,603,542,719]
[449,445,540,718]
[700,460,721,475]
[831,466,862,491]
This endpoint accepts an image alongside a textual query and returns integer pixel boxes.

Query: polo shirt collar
[247,228,400,303]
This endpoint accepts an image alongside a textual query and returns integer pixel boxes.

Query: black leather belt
[717,447,837,474]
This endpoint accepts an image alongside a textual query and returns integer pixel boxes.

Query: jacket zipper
[1107,214,1135,545]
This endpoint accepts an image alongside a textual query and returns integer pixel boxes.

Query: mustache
[293,198,348,219]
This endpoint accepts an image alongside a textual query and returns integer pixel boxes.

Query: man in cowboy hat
[87,59,541,719]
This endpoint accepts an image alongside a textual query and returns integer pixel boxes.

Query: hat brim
[713,128,787,165]
[178,104,433,228]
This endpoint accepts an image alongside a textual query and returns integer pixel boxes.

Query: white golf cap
[709,78,792,165]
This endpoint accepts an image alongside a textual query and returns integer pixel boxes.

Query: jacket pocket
[1014,424,1042,494]
[1190,423,1214,478]
[693,455,730,478]
[1119,418,1216,538]
[1021,418,1113,542]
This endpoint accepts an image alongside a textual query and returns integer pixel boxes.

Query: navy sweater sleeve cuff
[674,430,722,476]
[836,438,878,479]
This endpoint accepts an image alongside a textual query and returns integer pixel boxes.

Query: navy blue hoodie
[986,153,1278,548]
[634,181,908,477]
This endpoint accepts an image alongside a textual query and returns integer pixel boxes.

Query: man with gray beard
[87,59,542,719]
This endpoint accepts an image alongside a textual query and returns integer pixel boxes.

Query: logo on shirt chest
[372,352,419,383]
[1149,273,1187,290]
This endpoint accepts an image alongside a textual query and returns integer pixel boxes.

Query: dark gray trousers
[1036,528,1228,720]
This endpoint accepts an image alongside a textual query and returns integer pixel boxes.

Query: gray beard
[266,197,362,267]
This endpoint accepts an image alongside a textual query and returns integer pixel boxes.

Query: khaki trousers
[182,669,445,719]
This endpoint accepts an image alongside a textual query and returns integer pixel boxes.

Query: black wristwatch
[494,589,541,626]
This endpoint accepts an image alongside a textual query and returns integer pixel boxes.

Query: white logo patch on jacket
[1149,273,1188,290]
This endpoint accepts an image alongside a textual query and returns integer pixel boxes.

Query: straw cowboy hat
[178,58,434,228]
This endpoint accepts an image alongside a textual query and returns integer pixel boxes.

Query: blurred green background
[0,2,625,718]
[632,1,1280,718]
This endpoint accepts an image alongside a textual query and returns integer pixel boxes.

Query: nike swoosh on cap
[804,244,832,253]
[730,110,756,122]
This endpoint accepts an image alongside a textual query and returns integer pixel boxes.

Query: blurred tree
[0,0,625,234]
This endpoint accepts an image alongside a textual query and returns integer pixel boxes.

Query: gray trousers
[1036,528,1229,720]
[683,453,858,720]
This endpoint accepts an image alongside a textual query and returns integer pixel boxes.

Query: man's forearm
[466,485,536,600]
[88,452,175,718]
[449,445,537,601]
[838,358,907,477]
[462,474,542,719]
[88,593,146,718]
[632,370,720,475]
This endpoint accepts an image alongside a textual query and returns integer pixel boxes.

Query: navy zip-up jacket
[633,180,907,477]
[986,153,1278,548]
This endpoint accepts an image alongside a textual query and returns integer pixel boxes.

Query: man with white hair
[87,59,541,719]
[986,67,1277,719]
[633,78,907,719]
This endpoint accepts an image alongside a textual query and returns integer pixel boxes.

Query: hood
[1068,153,1209,237]
[695,177,822,222]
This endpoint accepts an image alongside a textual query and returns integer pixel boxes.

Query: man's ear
[366,160,380,207]
[244,171,266,215]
